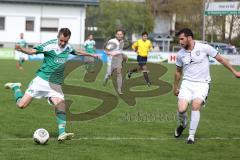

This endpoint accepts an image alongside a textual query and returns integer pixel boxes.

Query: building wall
[0,3,86,47]
[153,15,171,34]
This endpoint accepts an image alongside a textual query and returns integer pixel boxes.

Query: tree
[147,0,240,45]
[205,14,240,45]
[147,0,202,38]
[85,0,154,39]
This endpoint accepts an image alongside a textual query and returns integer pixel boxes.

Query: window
[26,17,35,31]
[40,18,58,32]
[0,17,5,30]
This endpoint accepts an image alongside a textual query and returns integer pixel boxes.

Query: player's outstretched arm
[15,44,36,55]
[75,49,99,58]
[215,54,240,78]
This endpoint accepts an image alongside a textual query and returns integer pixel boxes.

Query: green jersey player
[84,33,96,54]
[84,33,96,72]
[4,28,98,141]
[15,33,28,69]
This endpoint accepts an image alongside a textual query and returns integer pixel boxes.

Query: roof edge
[0,0,99,6]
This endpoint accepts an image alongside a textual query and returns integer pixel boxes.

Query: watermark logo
[51,57,172,121]
[119,111,176,123]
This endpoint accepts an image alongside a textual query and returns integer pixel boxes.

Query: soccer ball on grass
[33,128,50,144]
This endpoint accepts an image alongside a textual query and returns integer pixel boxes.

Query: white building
[0,0,99,48]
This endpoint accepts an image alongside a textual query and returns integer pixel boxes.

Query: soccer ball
[105,42,117,51]
[33,128,50,144]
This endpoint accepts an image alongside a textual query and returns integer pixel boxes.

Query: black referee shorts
[137,55,148,67]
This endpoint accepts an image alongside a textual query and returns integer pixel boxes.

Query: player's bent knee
[192,99,203,111]
[178,108,187,113]
[54,100,66,109]
[178,100,188,112]
[191,106,201,111]
[178,105,188,113]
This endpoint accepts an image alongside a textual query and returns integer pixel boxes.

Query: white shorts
[178,80,209,103]
[14,50,29,60]
[25,76,64,100]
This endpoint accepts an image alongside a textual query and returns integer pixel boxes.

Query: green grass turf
[0,60,239,160]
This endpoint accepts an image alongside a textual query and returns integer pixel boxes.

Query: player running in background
[4,28,98,141]
[103,29,127,94]
[84,33,96,73]
[127,32,153,87]
[14,33,28,70]
[173,28,240,144]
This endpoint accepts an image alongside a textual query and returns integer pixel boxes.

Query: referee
[128,31,153,87]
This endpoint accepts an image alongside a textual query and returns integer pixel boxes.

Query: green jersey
[16,38,27,48]
[84,39,96,54]
[34,39,75,85]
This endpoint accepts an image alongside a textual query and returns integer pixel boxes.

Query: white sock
[188,134,195,141]
[177,111,187,127]
[189,110,200,137]
[104,74,109,80]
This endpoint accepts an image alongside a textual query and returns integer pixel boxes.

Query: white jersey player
[173,28,240,144]
[103,29,127,94]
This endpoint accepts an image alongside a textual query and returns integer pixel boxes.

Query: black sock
[143,72,150,83]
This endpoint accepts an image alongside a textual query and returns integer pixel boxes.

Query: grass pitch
[0,60,239,160]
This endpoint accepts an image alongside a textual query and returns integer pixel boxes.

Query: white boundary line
[0,137,240,141]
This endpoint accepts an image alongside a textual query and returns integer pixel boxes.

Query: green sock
[56,111,66,136]
[19,59,24,65]
[12,86,23,102]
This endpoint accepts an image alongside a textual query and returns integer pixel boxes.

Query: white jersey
[106,38,124,64]
[107,38,124,54]
[176,42,218,83]
[105,38,124,76]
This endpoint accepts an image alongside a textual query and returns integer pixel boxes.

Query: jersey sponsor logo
[54,57,67,64]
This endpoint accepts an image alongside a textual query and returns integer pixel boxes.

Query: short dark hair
[58,28,71,37]
[176,28,194,38]
[116,28,125,35]
[142,31,148,36]
[88,33,93,37]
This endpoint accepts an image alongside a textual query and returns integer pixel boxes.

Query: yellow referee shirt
[132,39,152,57]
